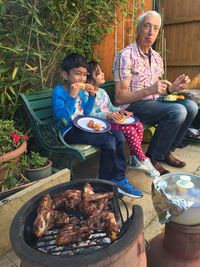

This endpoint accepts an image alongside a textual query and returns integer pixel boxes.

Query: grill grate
[37,228,112,255]
[33,197,128,256]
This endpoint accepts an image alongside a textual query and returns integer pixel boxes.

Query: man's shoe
[111,177,143,198]
[164,152,186,168]
[151,158,170,176]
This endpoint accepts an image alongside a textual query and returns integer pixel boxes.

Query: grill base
[10,180,147,267]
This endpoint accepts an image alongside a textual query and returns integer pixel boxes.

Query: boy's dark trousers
[64,127,126,181]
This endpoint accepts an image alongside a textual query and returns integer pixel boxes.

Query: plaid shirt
[113,41,164,104]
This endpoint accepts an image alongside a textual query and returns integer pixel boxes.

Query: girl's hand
[85,83,95,96]
[119,109,133,117]
[106,111,124,120]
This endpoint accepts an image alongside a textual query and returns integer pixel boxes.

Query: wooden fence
[161,0,200,90]
[93,0,153,80]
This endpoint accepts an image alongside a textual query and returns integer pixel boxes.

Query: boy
[52,53,143,198]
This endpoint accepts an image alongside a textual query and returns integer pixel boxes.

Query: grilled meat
[87,211,119,241]
[56,223,92,246]
[82,183,95,199]
[81,199,109,218]
[34,210,55,237]
[65,190,82,210]
[34,183,119,244]
[81,183,113,218]
[37,194,55,213]
[34,210,69,237]
[53,189,82,210]
[87,192,114,202]
[53,211,70,226]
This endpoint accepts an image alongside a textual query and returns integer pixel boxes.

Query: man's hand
[153,80,172,96]
[170,74,190,93]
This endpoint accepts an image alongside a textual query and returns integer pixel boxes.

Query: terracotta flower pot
[0,141,27,183]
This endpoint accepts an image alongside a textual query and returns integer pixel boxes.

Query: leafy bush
[0,0,127,119]
[21,151,48,169]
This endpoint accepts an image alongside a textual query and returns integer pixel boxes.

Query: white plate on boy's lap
[108,116,139,125]
[73,116,111,133]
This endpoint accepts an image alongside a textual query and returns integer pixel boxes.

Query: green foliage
[21,151,48,169]
[2,176,17,190]
[0,0,127,119]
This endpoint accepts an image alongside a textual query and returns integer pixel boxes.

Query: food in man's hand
[87,120,103,131]
[112,115,126,124]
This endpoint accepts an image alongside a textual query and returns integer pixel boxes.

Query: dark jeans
[64,126,126,181]
[127,99,198,160]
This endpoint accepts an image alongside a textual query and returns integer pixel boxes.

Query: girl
[87,60,160,178]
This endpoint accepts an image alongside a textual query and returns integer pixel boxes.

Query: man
[113,10,198,175]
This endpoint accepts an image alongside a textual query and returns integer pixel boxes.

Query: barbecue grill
[10,179,146,267]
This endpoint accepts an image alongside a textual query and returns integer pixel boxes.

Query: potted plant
[21,151,52,181]
[0,120,28,183]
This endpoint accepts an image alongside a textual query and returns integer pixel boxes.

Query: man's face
[138,15,160,47]
[64,67,88,84]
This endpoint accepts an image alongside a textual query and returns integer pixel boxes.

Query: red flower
[23,134,28,140]
[10,133,21,144]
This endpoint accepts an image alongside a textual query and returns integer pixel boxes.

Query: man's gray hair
[137,10,161,33]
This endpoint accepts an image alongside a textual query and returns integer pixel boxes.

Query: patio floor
[1,141,200,266]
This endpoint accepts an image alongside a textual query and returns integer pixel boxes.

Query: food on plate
[87,119,95,128]
[33,183,119,245]
[165,95,178,101]
[87,119,103,131]
[164,94,185,101]
[112,115,126,124]
[176,95,185,100]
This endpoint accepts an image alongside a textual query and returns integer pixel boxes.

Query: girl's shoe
[128,155,148,171]
[128,156,160,178]
[141,158,160,177]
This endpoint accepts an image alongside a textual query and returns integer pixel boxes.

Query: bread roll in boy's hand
[76,83,86,89]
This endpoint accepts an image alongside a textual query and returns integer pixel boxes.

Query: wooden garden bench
[19,90,99,175]
[19,80,151,176]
